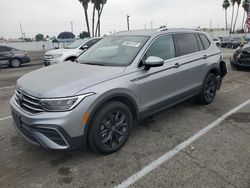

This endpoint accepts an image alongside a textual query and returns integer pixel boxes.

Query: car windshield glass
[65,39,89,49]
[77,35,149,66]
[243,46,250,53]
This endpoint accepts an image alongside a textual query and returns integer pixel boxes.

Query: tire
[10,58,21,68]
[196,73,217,105]
[88,101,133,154]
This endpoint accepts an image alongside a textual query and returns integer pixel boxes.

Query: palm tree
[230,0,237,33]
[223,0,230,30]
[78,0,91,36]
[95,0,107,36]
[91,0,96,37]
[233,0,242,33]
[242,0,249,30]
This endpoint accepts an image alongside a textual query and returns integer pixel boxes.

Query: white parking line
[0,86,15,90]
[0,116,11,121]
[115,99,250,188]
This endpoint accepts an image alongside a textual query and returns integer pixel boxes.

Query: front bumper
[230,57,250,68]
[20,56,30,64]
[10,96,93,150]
[43,55,64,66]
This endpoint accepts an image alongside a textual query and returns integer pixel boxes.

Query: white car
[43,37,101,66]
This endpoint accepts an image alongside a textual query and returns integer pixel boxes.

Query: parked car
[0,46,30,68]
[10,29,227,154]
[43,37,102,66]
[231,37,242,49]
[220,37,231,48]
[213,38,221,47]
[231,43,250,69]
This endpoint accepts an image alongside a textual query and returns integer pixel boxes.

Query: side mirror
[144,56,164,70]
[80,45,88,50]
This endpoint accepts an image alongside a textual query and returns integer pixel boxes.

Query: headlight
[39,93,95,112]
[53,54,63,59]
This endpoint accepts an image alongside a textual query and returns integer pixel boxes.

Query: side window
[199,34,211,50]
[85,39,100,48]
[146,35,175,60]
[196,34,205,51]
[174,33,200,57]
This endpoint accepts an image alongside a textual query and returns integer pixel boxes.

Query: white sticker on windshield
[122,41,141,48]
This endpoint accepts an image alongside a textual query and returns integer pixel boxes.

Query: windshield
[65,38,89,49]
[77,35,149,66]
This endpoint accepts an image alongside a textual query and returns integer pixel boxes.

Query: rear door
[173,33,208,95]
[137,34,183,112]
[0,46,12,65]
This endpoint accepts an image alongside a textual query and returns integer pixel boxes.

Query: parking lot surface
[0,49,250,188]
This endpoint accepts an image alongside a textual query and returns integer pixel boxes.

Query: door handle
[174,63,180,68]
[203,55,208,59]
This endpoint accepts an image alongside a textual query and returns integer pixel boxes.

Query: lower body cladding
[10,96,94,150]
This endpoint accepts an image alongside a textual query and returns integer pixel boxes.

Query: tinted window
[196,34,205,50]
[146,35,175,60]
[174,33,200,56]
[85,39,101,48]
[0,46,11,52]
[199,34,211,49]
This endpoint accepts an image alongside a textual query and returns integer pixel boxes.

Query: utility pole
[19,23,24,39]
[70,21,74,33]
[127,15,130,31]
[150,21,153,29]
[210,20,212,31]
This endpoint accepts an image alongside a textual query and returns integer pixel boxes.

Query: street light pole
[127,15,130,31]
[70,21,74,33]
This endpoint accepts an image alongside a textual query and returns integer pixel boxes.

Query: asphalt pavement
[0,49,250,188]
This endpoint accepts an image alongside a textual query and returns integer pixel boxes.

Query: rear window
[199,34,211,50]
[174,33,200,57]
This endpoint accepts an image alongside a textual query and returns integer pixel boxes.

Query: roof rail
[158,28,168,32]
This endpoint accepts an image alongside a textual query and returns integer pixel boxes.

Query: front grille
[14,90,45,114]
[43,55,53,62]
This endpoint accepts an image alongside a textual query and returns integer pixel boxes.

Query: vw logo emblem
[18,93,24,105]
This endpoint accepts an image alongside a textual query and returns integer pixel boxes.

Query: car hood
[45,49,78,56]
[17,62,126,98]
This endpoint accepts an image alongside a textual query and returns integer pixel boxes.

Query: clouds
[0,0,245,38]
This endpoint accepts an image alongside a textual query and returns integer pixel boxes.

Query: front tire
[196,73,217,105]
[10,58,21,68]
[88,101,133,154]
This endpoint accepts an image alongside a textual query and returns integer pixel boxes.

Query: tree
[230,0,237,33]
[223,0,230,31]
[78,0,91,36]
[79,31,90,38]
[242,0,249,30]
[35,34,44,41]
[95,0,107,37]
[233,0,242,33]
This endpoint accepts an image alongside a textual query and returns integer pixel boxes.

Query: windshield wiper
[84,62,105,66]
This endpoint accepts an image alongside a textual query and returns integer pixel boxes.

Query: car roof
[114,28,203,37]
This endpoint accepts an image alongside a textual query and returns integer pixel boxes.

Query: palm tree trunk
[230,5,235,33]
[92,5,96,37]
[233,5,240,33]
[95,5,104,37]
[83,7,90,36]
[225,9,228,30]
[242,11,246,30]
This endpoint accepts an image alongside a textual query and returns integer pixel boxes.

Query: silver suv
[10,29,227,154]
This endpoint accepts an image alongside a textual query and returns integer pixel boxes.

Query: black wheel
[88,101,133,154]
[196,73,217,105]
[10,58,21,68]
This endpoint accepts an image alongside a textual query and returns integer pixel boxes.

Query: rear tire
[88,101,133,154]
[196,73,217,105]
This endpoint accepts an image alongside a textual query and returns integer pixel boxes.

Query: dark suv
[0,46,30,68]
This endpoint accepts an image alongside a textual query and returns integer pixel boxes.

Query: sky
[0,0,246,39]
